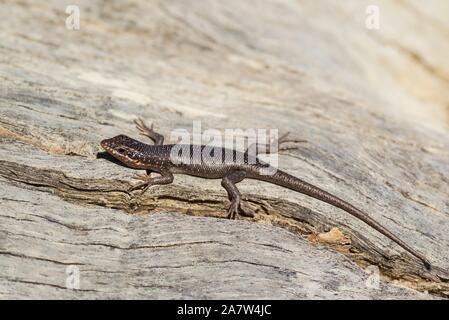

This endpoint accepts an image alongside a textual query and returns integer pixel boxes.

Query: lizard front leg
[129,171,174,195]
[134,118,165,145]
[221,170,251,219]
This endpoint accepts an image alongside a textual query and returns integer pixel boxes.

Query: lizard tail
[250,168,431,270]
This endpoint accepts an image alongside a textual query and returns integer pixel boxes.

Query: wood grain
[0,0,448,299]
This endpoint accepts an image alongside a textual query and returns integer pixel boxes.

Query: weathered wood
[1,0,448,299]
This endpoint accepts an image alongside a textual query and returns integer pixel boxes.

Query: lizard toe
[226,202,240,219]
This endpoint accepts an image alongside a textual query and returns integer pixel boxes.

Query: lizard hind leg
[276,132,307,152]
[221,170,253,219]
[245,132,306,156]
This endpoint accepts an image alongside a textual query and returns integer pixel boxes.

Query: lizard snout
[100,138,111,149]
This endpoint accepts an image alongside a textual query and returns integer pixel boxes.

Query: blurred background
[2,0,448,133]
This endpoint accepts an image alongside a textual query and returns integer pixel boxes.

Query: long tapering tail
[250,168,431,269]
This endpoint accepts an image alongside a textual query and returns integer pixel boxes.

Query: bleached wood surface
[0,0,448,299]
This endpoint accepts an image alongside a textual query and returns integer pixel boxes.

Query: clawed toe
[140,184,151,195]
[128,175,153,194]
[226,202,240,219]
[280,139,307,144]
[271,132,307,152]
[135,118,155,135]
[128,182,146,192]
[278,133,307,145]
[133,117,164,145]
[133,174,150,182]
[279,146,300,152]
[277,133,307,152]
[128,182,152,194]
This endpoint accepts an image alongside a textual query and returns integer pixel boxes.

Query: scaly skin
[100,118,431,270]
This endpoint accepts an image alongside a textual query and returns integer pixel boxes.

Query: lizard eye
[117,148,126,154]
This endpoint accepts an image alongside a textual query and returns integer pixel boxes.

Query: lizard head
[100,135,148,168]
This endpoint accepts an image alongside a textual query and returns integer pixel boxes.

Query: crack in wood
[0,251,87,266]
[5,278,98,292]
[0,159,448,297]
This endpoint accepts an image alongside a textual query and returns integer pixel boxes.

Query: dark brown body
[100,119,431,270]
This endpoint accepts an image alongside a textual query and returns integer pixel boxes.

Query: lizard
[100,118,431,270]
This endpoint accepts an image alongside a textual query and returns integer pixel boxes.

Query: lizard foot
[226,201,254,219]
[277,132,307,152]
[226,201,240,219]
[128,174,153,195]
[134,118,154,135]
[134,117,164,145]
